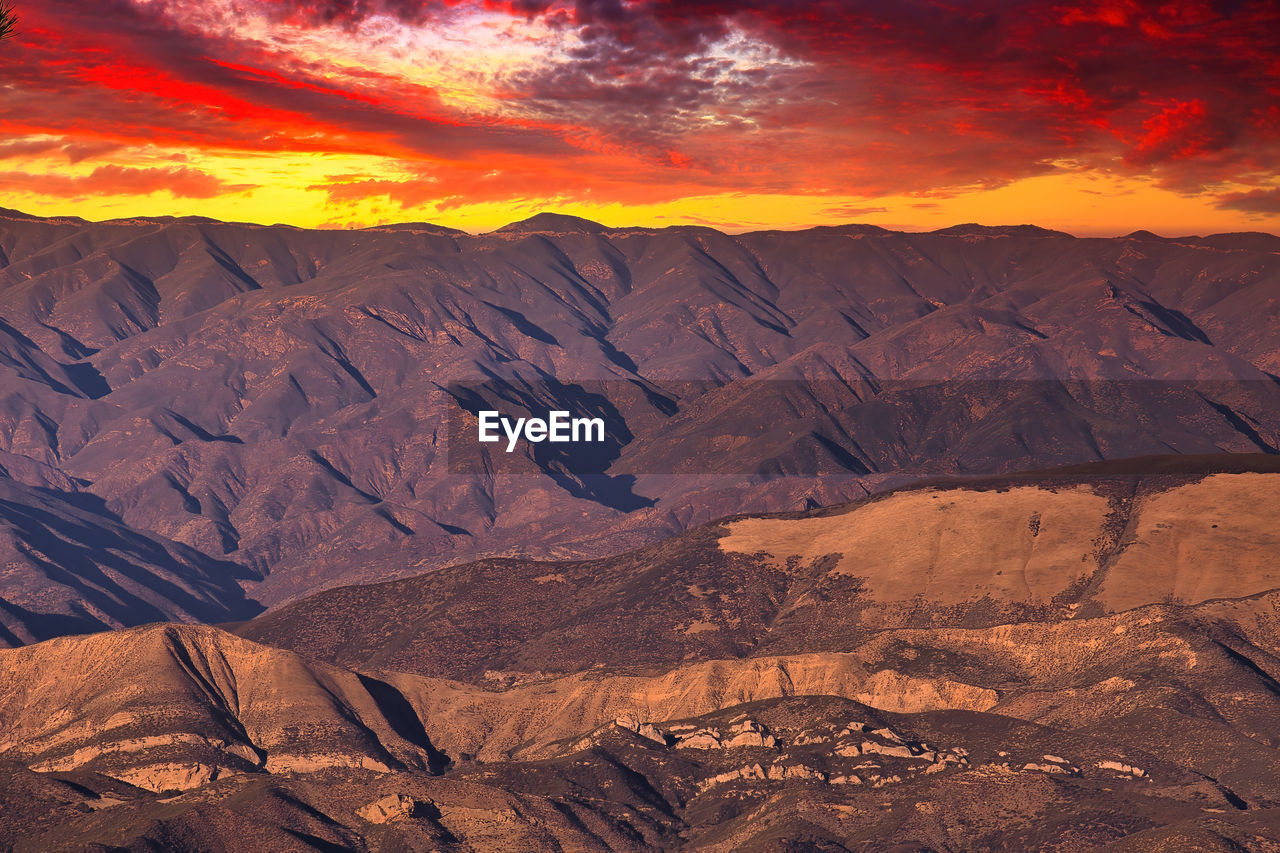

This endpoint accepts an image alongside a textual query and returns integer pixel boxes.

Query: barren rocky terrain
[2,209,1280,643]
[4,210,1280,848]
[3,458,1280,850]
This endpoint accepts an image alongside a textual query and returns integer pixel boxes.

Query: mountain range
[2,208,1279,642]
[4,208,1280,849]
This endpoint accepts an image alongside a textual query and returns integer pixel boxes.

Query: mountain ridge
[2,208,1279,636]
[5,206,1277,241]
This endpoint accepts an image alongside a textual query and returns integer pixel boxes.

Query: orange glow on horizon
[1,0,1278,236]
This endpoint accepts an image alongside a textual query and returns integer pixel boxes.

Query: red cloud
[1126,100,1226,163]
[0,165,256,198]
[0,0,1277,210]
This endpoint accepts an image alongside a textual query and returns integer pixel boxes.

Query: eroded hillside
[3,210,1280,634]
[4,458,1280,850]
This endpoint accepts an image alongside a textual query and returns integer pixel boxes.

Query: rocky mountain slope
[0,476,262,645]
[2,209,1280,633]
[4,457,1280,850]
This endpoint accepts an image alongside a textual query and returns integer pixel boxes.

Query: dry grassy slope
[721,471,1280,614]
[722,484,1111,606]
[239,457,1280,681]
[1100,475,1280,610]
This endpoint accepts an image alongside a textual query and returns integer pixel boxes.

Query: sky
[0,0,1278,235]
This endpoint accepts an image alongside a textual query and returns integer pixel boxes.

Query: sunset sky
[1,0,1278,234]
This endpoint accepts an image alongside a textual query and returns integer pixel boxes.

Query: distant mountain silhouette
[494,211,613,233]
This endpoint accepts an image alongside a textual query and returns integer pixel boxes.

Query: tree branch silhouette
[0,4,16,41]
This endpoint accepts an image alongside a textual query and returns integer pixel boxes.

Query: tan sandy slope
[721,473,1280,612]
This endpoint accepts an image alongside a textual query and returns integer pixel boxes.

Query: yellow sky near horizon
[2,1,1279,236]
[5,158,1275,237]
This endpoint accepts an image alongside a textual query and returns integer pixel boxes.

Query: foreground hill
[2,209,1279,628]
[0,624,442,791]
[4,457,1280,849]
[5,600,1280,850]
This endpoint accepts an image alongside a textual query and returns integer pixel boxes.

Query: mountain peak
[931,223,1073,238]
[359,221,467,236]
[495,212,610,234]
